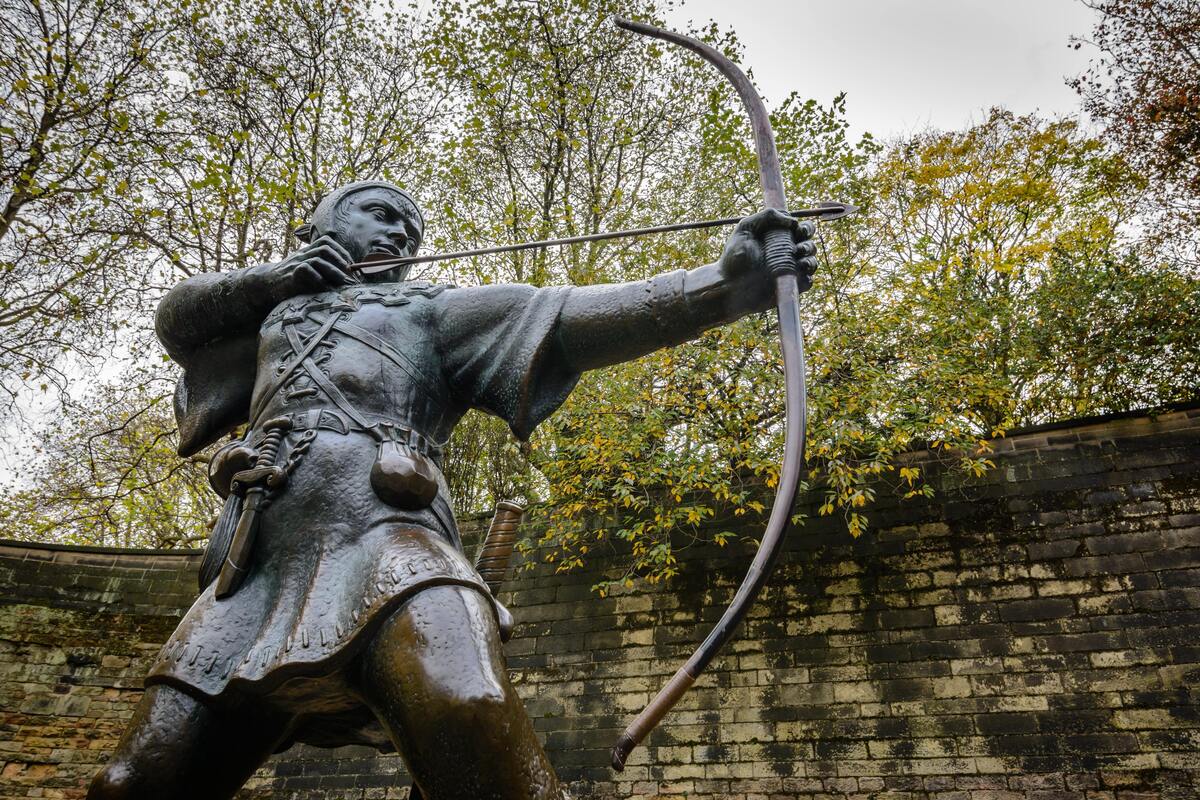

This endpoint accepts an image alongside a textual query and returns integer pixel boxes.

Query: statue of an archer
[88,18,842,800]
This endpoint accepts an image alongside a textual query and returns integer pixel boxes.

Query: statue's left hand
[718,209,818,314]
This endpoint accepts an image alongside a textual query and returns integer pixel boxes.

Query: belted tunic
[145,256,710,750]
[147,280,581,746]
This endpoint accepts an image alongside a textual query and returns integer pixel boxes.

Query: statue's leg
[87,683,292,800]
[359,585,563,800]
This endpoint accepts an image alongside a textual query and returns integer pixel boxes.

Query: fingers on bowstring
[306,234,350,262]
[324,238,354,266]
[308,237,352,269]
[298,257,348,289]
[317,257,356,286]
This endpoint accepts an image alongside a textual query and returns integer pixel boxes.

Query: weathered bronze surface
[87,46,818,799]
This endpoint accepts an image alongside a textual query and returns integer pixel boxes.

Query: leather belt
[271,408,445,462]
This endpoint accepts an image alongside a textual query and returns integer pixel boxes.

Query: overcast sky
[662,0,1102,140]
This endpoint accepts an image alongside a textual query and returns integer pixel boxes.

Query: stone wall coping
[1003,398,1200,437]
[0,538,203,564]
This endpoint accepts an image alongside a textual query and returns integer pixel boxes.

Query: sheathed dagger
[214,417,291,599]
[609,16,811,771]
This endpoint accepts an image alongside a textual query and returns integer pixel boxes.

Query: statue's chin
[363,266,411,284]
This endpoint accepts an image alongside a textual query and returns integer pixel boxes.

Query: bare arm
[155,236,356,366]
[556,210,817,373]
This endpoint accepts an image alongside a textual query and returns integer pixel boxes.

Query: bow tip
[610,734,635,772]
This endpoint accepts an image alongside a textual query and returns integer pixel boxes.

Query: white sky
[662,0,1102,140]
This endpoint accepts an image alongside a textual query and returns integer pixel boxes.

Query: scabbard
[211,418,292,600]
[199,492,242,591]
[214,490,264,599]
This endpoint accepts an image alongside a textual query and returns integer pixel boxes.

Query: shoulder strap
[248,311,342,428]
[331,318,443,399]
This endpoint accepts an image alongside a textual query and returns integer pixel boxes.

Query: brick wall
[0,545,200,797]
[3,406,1200,799]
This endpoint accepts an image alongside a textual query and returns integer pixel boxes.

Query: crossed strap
[248,310,442,435]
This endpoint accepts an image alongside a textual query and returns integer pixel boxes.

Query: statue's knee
[87,762,135,800]
[457,681,509,710]
[435,682,511,736]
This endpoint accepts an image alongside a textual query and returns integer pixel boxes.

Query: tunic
[146,280,581,748]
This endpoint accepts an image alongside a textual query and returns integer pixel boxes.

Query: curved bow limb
[610,16,809,772]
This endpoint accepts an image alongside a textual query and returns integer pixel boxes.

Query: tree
[524,109,1200,588]
[139,0,447,279]
[0,0,452,542]
[421,0,748,514]
[0,0,447,406]
[521,88,882,588]
[1072,0,1200,256]
[865,110,1197,429]
[0,367,214,548]
[0,0,183,408]
[422,0,745,289]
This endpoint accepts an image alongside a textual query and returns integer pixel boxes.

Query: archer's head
[295,181,424,282]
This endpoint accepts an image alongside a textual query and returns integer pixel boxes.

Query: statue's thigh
[363,584,508,704]
[88,683,291,800]
[360,585,562,800]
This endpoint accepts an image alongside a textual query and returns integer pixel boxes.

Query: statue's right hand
[259,235,357,296]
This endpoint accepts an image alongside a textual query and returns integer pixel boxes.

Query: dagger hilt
[229,417,291,497]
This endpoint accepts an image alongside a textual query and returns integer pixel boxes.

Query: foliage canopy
[1073,0,1200,258]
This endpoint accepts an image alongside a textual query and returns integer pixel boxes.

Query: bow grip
[766,224,816,292]
[763,225,797,279]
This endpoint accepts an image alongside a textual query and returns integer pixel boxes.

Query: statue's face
[332,188,423,279]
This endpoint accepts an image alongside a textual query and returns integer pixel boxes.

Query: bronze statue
[84,181,815,800]
[87,20,823,800]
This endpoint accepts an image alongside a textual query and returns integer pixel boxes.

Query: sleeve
[155,269,277,367]
[171,332,258,456]
[436,283,580,441]
[156,270,269,456]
